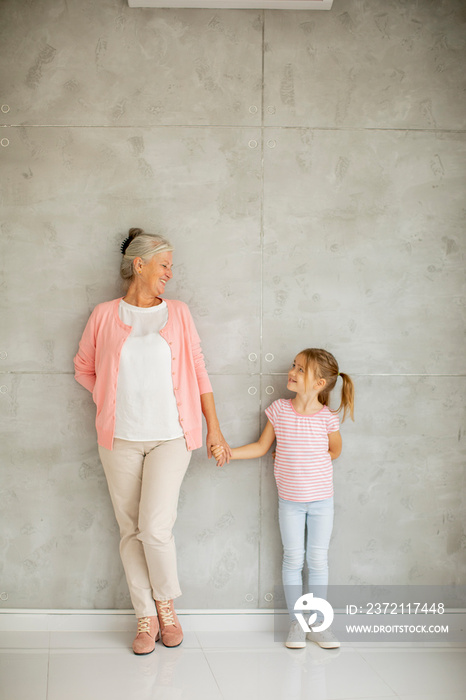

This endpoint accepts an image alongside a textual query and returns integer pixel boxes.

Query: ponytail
[337,372,355,422]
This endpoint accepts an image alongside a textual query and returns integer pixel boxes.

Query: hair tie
[120,237,131,255]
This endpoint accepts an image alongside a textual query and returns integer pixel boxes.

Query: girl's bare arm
[328,430,342,460]
[213,421,276,461]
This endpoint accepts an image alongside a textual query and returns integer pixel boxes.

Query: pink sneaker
[132,616,159,655]
[155,600,183,647]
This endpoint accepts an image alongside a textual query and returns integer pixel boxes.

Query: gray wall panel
[262,128,466,375]
[0,374,128,608]
[0,0,263,127]
[258,376,283,610]
[331,375,466,586]
[1,126,262,374]
[264,0,466,129]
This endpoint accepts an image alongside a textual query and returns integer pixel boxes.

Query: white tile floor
[1,628,465,700]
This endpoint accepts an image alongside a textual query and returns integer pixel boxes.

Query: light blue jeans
[278,496,334,621]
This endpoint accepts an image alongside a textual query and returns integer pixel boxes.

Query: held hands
[211,445,225,466]
[206,429,231,467]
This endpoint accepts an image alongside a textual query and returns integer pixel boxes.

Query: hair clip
[120,237,131,255]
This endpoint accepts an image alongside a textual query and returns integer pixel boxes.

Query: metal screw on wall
[0,351,7,360]
[1,105,10,113]
[249,106,258,114]
[248,353,258,362]
[0,592,8,601]
[245,594,254,603]
[248,386,258,396]
[248,140,258,149]
[0,138,9,147]
[264,593,273,602]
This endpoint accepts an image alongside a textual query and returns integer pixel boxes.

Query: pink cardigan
[73,298,213,451]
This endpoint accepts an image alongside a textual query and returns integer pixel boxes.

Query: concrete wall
[1,0,465,610]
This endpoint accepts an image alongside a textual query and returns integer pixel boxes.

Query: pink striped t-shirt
[265,399,340,502]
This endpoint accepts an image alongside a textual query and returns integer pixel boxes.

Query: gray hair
[120,228,173,290]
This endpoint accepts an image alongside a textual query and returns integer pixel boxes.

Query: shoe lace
[137,617,151,634]
[157,600,175,626]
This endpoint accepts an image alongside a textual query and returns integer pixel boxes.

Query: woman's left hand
[206,430,232,467]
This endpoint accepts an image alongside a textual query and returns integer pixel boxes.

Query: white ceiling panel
[128,0,333,9]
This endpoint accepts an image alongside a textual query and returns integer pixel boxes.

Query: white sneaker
[285,620,307,649]
[306,627,340,649]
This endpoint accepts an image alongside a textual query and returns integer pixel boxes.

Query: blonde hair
[120,228,173,290]
[299,348,355,422]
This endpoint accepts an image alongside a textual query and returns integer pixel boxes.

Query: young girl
[213,348,354,650]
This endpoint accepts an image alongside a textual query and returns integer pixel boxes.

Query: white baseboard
[1,609,465,639]
[0,609,286,632]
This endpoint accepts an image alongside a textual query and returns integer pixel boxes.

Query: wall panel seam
[1,372,466,378]
[2,125,466,134]
[258,7,266,606]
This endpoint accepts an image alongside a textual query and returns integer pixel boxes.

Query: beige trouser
[98,437,191,618]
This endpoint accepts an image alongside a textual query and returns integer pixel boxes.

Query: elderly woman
[74,228,231,655]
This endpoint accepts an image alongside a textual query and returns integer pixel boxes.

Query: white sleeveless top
[114,300,184,441]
